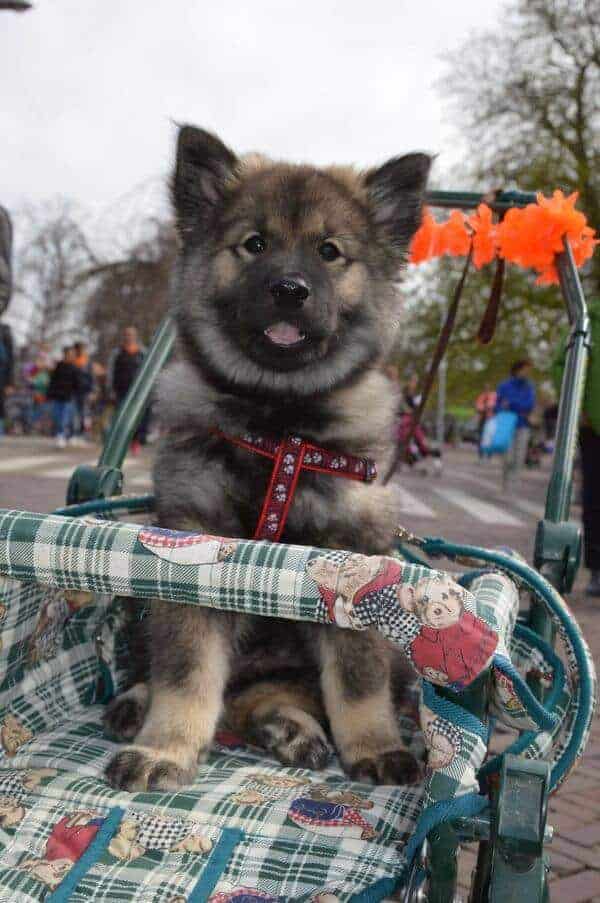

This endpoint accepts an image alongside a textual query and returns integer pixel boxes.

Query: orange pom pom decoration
[468,204,497,268]
[409,210,443,264]
[409,190,597,284]
[440,210,472,256]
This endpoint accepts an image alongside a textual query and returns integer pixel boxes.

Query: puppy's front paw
[104,747,195,792]
[103,684,149,742]
[347,749,421,786]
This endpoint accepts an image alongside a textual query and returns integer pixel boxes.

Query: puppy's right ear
[171,125,238,239]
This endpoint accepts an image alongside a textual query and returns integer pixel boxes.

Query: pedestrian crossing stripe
[0,454,61,473]
[433,487,524,527]
[396,486,437,519]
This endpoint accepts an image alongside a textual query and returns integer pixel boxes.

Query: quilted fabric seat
[0,510,594,901]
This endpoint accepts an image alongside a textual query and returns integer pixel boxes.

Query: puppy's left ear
[365,153,432,250]
[171,125,238,240]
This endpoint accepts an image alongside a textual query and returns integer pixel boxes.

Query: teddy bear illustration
[0,713,32,756]
[231,772,310,805]
[27,590,73,665]
[18,810,106,888]
[230,788,268,805]
[0,768,55,827]
[397,574,498,688]
[420,705,462,770]
[287,796,377,840]
[108,812,212,861]
[0,795,25,827]
[139,527,238,567]
[107,818,146,860]
[27,586,95,666]
[245,773,311,791]
[493,670,527,717]
[18,856,73,890]
[306,553,402,628]
[307,784,374,810]
[210,888,281,902]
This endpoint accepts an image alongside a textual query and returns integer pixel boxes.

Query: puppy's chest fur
[153,360,400,554]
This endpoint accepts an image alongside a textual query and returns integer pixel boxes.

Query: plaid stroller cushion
[0,510,593,901]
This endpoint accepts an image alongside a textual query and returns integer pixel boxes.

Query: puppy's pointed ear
[171,125,238,239]
[365,153,432,250]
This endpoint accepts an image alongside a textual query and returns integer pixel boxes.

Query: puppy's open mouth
[263,322,307,348]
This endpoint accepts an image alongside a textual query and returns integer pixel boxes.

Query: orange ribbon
[409,191,598,285]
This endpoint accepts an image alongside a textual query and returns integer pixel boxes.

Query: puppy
[104,125,431,792]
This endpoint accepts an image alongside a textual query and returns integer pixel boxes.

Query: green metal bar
[426,189,537,212]
[532,238,590,599]
[487,757,550,903]
[99,316,177,472]
[53,494,155,518]
[545,238,590,524]
[427,823,461,903]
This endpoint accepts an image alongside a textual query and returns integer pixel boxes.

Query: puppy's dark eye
[243,234,266,255]
[319,241,341,262]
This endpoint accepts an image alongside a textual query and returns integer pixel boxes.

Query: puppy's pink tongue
[264,322,304,346]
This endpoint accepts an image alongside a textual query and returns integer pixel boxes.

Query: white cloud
[1,0,503,216]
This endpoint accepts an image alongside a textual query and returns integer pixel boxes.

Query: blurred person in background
[554,300,600,597]
[396,371,441,475]
[0,321,14,438]
[542,399,559,453]
[72,341,94,445]
[495,359,536,494]
[23,346,52,434]
[0,207,13,438]
[475,383,497,457]
[46,346,79,448]
[30,351,51,429]
[108,326,147,455]
[402,372,421,412]
[88,360,108,441]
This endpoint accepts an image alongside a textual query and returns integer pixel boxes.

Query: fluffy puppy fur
[104,126,431,792]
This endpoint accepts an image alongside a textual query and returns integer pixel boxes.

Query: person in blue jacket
[495,359,536,493]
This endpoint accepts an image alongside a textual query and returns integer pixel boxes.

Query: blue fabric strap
[188,827,245,903]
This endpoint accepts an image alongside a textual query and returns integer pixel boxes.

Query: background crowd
[0,326,148,453]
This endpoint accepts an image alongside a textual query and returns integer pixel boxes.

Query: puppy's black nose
[270,275,310,309]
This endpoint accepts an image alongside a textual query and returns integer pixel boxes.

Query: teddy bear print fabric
[305,552,498,689]
[138,527,238,567]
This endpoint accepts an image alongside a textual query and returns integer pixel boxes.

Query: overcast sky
[2,0,505,222]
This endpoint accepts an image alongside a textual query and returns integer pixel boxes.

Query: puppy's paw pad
[348,749,421,786]
[104,748,194,792]
[147,760,193,791]
[104,748,149,791]
[103,691,147,742]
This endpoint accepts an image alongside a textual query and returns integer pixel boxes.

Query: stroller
[0,189,595,902]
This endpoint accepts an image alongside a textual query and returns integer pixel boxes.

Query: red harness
[214,430,377,542]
